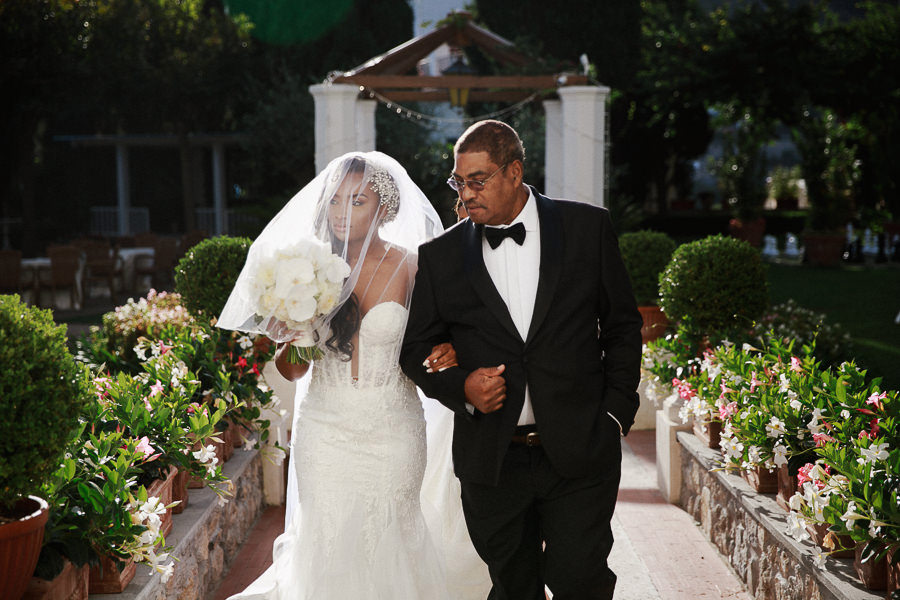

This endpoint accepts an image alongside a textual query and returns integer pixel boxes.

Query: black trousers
[460,439,621,600]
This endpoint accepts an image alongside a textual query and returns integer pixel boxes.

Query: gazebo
[311,12,611,207]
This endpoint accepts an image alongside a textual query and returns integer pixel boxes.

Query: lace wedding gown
[229,301,489,600]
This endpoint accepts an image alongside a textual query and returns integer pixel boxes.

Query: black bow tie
[485,222,526,250]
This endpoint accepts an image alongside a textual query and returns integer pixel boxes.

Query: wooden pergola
[311,12,610,206]
[331,12,588,104]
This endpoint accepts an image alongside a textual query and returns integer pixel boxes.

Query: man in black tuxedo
[400,120,642,599]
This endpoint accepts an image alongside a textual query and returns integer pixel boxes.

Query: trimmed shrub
[174,235,252,319]
[659,234,768,336]
[619,230,677,306]
[0,295,90,510]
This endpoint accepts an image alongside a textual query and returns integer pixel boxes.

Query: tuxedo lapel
[462,220,522,341]
[525,192,563,347]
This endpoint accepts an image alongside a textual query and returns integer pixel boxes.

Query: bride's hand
[424,343,457,373]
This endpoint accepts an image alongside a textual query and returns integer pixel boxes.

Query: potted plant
[793,107,861,266]
[712,104,773,247]
[658,234,769,341]
[769,165,801,211]
[619,230,677,343]
[0,295,89,600]
[174,235,252,322]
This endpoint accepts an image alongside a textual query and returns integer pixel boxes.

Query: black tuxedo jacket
[400,189,643,486]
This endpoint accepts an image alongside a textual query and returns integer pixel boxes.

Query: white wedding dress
[229,302,490,600]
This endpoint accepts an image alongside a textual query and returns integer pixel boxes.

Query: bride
[217,151,490,599]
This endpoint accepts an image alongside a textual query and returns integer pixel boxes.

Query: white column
[558,85,610,207]
[310,83,365,173]
[211,142,227,235]
[543,99,563,198]
[356,98,377,152]
[115,143,131,235]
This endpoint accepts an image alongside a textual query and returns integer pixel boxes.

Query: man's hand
[424,342,458,373]
[464,365,506,413]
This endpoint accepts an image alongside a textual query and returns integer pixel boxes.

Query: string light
[363,87,541,127]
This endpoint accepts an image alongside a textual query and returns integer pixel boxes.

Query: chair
[135,237,179,291]
[133,232,159,248]
[0,249,23,294]
[76,239,122,300]
[46,245,83,310]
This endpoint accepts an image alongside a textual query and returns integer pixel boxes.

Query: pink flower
[750,372,764,393]
[867,392,887,411]
[797,463,815,485]
[158,341,173,355]
[790,356,803,373]
[251,363,261,377]
[143,397,153,412]
[135,436,155,459]
[236,356,248,369]
[718,401,738,420]
[813,433,836,447]
[869,418,881,438]
[719,381,734,400]
[149,380,164,397]
[859,430,870,440]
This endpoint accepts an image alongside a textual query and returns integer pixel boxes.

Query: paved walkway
[212,431,751,600]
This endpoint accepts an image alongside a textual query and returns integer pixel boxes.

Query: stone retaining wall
[89,446,265,600]
[677,431,880,600]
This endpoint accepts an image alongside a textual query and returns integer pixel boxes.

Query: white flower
[841,409,851,420]
[284,291,317,324]
[237,335,253,350]
[323,254,351,283]
[857,442,890,466]
[778,373,790,393]
[840,501,864,530]
[274,257,316,296]
[134,345,148,361]
[786,512,810,542]
[748,445,761,464]
[773,443,788,467]
[813,550,827,569]
[766,416,786,438]
[193,444,217,464]
[158,561,175,583]
[788,492,805,511]
[720,435,744,461]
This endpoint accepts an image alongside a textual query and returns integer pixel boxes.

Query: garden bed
[678,431,881,600]
[89,445,264,600]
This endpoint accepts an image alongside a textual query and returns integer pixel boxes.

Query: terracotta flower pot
[742,466,778,494]
[146,466,177,538]
[803,232,845,267]
[637,305,669,344]
[805,522,854,559]
[22,559,89,600]
[88,554,136,594]
[854,542,887,591]
[171,468,189,514]
[886,546,900,596]
[693,419,722,449]
[775,464,796,511]
[0,495,50,600]
[729,217,766,248]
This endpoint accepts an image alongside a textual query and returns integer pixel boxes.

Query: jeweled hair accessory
[367,167,400,222]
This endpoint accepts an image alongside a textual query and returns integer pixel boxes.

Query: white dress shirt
[482,189,540,426]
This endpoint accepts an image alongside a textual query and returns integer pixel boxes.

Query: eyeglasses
[446,163,508,193]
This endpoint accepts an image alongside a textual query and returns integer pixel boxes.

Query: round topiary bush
[658,234,768,336]
[174,235,252,319]
[619,230,678,306]
[0,295,90,511]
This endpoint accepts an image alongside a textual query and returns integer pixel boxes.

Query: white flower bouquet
[249,239,351,363]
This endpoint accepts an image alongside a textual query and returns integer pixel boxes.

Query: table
[117,246,154,293]
[21,257,84,310]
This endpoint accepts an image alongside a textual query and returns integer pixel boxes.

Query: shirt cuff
[465,402,476,415]
[607,411,624,437]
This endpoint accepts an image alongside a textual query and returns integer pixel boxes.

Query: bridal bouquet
[250,239,351,364]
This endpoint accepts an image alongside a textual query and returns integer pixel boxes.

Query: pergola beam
[334,74,588,89]
[370,90,542,103]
